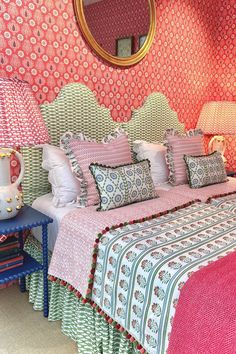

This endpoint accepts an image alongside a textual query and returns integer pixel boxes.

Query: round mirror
[74,0,156,67]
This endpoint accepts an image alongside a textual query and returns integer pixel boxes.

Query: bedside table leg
[20,277,26,292]
[19,230,26,292]
[42,224,49,318]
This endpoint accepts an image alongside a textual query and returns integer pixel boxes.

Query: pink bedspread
[168,177,236,202]
[168,250,236,354]
[48,192,194,297]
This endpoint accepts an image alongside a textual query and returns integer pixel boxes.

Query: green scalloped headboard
[21,83,184,205]
[123,92,184,143]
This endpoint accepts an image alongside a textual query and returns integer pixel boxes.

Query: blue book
[0,236,18,248]
[0,252,21,263]
[0,255,24,272]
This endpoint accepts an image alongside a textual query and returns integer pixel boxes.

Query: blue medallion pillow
[89,160,157,211]
[184,151,227,188]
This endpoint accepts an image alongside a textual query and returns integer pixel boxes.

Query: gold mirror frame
[73,0,156,67]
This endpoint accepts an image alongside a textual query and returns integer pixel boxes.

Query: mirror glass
[74,0,156,66]
[83,0,150,57]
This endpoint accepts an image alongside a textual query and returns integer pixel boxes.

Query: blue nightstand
[0,205,53,317]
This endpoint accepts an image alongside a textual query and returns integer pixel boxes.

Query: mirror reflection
[83,0,150,58]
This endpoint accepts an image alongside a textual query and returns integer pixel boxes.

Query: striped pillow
[164,129,204,186]
[60,128,132,206]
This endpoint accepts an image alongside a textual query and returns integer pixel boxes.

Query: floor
[0,285,77,354]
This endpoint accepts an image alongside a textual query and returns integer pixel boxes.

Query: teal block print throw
[92,202,236,354]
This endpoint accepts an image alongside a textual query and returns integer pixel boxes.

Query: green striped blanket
[92,202,236,354]
[209,192,236,213]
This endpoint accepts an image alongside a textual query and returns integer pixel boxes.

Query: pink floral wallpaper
[84,0,149,55]
[206,0,236,170]
[0,0,235,176]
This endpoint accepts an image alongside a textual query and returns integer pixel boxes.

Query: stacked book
[0,235,24,273]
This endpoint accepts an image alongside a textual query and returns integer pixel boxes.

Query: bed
[21,83,236,354]
[31,193,78,252]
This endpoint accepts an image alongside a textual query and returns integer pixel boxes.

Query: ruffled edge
[102,126,128,143]
[60,131,93,207]
[163,128,203,185]
[60,128,128,207]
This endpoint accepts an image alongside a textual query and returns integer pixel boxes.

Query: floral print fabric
[184,151,227,188]
[92,202,236,354]
[209,192,236,213]
[89,160,157,211]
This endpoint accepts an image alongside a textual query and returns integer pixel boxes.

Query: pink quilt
[48,192,194,297]
[48,185,236,354]
[168,250,236,354]
[167,177,236,202]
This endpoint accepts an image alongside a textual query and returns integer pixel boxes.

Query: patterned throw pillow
[60,128,132,207]
[164,129,204,186]
[89,160,157,211]
[184,151,227,188]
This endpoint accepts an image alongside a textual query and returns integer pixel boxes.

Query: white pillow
[133,140,169,186]
[42,144,80,207]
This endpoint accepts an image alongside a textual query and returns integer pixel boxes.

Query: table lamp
[0,77,50,220]
[196,101,236,163]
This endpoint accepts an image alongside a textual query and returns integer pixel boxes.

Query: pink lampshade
[197,101,236,134]
[0,77,50,147]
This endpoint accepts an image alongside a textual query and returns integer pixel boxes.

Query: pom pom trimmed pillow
[89,160,157,211]
[184,151,227,188]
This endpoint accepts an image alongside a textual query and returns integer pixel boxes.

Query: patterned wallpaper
[0,0,235,176]
[84,0,149,55]
[205,0,236,170]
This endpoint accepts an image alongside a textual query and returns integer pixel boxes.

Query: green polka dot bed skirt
[24,235,140,354]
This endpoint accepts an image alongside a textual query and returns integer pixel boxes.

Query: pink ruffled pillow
[164,129,204,186]
[60,128,132,206]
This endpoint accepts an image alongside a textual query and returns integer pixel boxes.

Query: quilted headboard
[21,83,184,205]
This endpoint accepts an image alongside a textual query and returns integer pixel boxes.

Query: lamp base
[0,187,23,220]
[0,148,24,220]
[208,135,227,163]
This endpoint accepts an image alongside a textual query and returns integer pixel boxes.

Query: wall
[0,0,235,178]
[205,0,236,169]
[84,0,149,55]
